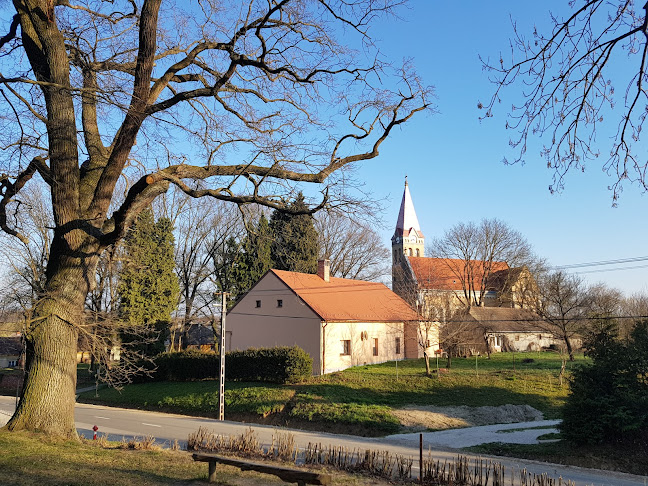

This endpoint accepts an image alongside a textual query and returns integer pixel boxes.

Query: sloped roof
[394,178,423,239]
[453,307,545,333]
[0,337,22,356]
[271,269,419,322]
[408,257,509,291]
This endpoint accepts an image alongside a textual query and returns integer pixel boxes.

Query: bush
[156,349,219,381]
[226,346,313,384]
[560,321,648,445]
[153,346,312,384]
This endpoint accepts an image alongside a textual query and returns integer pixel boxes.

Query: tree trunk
[423,351,431,377]
[5,251,93,439]
[564,334,575,361]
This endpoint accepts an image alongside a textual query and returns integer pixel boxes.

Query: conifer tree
[118,209,180,357]
[270,194,319,274]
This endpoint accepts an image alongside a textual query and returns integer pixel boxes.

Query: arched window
[416,249,420,257]
[408,248,413,256]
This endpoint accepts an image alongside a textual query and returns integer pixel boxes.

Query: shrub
[153,346,312,384]
[560,320,648,445]
[226,346,313,384]
[156,349,219,381]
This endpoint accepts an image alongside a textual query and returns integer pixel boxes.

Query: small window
[408,248,413,256]
[277,299,283,308]
[515,335,520,341]
[538,334,542,340]
[395,337,401,355]
[372,338,379,356]
[416,249,420,257]
[255,300,261,308]
[341,340,351,356]
[8,360,17,367]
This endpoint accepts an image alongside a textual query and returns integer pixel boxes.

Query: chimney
[317,259,330,282]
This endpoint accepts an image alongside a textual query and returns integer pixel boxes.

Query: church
[390,179,553,356]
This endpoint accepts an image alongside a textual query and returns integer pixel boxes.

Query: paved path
[1,396,646,486]
[387,420,561,448]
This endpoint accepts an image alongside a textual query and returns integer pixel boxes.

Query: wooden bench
[192,452,332,485]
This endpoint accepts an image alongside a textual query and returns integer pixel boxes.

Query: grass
[79,352,583,436]
[0,430,386,486]
[466,439,648,477]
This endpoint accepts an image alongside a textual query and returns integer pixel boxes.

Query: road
[1,396,646,486]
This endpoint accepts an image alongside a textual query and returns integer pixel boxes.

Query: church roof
[394,178,423,238]
[451,307,545,333]
[271,269,419,322]
[408,257,509,291]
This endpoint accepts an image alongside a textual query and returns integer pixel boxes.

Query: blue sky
[346,1,648,296]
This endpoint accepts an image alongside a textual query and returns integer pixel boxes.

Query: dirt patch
[393,404,544,432]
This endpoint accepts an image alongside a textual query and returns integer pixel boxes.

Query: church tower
[392,177,425,264]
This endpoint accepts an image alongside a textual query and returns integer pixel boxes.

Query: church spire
[392,177,425,265]
[394,176,422,238]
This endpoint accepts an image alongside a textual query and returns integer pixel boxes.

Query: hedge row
[154,346,312,384]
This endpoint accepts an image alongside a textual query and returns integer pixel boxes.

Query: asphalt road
[1,395,646,486]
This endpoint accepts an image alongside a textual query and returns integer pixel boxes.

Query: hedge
[154,346,312,384]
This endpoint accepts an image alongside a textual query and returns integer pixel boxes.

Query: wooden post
[208,460,217,482]
[419,432,423,483]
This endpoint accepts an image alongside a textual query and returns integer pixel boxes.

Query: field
[79,352,581,436]
[0,430,378,486]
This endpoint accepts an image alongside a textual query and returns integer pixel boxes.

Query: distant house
[227,260,428,374]
[445,307,570,356]
[0,336,22,368]
[172,321,216,352]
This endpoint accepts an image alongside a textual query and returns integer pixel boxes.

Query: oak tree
[0,0,432,437]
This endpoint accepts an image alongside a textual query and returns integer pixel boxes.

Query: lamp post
[215,292,229,421]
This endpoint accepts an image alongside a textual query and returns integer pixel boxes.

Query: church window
[416,249,420,257]
[408,248,413,256]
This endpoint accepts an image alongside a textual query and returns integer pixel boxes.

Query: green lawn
[79,352,583,436]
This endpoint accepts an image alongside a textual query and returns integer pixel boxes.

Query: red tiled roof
[271,270,419,322]
[408,257,509,291]
[452,307,546,332]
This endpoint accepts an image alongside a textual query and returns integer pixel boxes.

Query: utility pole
[216,292,229,421]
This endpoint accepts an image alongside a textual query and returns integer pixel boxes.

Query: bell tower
[392,177,425,265]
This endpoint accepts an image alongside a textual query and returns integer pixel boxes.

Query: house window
[255,300,261,308]
[277,299,283,308]
[341,340,351,356]
[395,337,401,355]
[538,334,542,340]
[372,338,379,356]
[515,335,520,341]
[416,249,420,257]
[408,248,413,256]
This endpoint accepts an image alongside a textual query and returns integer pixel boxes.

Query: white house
[227,260,425,374]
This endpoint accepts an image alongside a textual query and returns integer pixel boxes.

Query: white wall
[228,272,323,373]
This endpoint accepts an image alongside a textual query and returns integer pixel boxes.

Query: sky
[345,0,648,296]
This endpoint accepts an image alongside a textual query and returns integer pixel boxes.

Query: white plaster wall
[228,272,323,373]
[322,321,405,374]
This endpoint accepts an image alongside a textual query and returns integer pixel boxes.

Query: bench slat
[193,453,331,485]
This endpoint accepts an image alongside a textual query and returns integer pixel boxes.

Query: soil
[392,404,544,432]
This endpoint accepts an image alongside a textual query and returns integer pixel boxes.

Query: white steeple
[392,177,424,263]
[394,176,422,238]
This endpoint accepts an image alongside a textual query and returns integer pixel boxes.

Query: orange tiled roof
[271,269,419,322]
[408,257,509,291]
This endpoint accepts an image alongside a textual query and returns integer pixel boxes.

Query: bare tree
[534,271,591,361]
[316,211,390,281]
[0,0,432,437]
[483,1,648,201]
[430,219,535,307]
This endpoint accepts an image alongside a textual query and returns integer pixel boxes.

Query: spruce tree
[118,209,180,357]
[270,193,319,273]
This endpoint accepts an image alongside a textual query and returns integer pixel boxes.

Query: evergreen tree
[270,194,319,273]
[239,214,274,285]
[118,209,180,357]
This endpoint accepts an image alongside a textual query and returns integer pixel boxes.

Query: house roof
[0,336,22,357]
[453,307,545,333]
[271,269,420,322]
[408,257,509,291]
[393,177,423,239]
